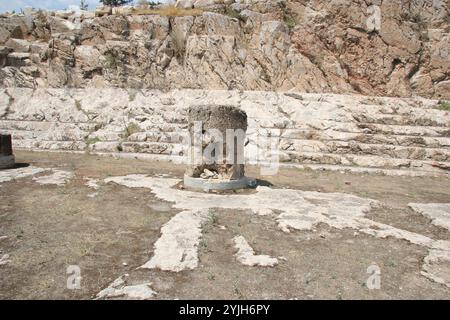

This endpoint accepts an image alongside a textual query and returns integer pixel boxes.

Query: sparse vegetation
[132,5,203,17]
[259,64,271,83]
[128,90,138,102]
[225,7,245,22]
[100,0,133,7]
[104,52,117,69]
[400,11,424,24]
[384,259,398,267]
[198,239,208,250]
[35,10,51,42]
[207,210,219,225]
[400,11,427,36]
[284,15,296,29]
[75,99,94,119]
[74,100,82,111]
[448,15,450,33]
[171,28,187,61]
[79,0,88,11]
[85,137,101,145]
[125,123,141,137]
[436,101,450,111]
[201,209,220,233]
[281,3,296,29]
[136,0,162,8]
[233,283,244,299]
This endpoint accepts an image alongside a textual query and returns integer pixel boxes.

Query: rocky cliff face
[0,0,449,99]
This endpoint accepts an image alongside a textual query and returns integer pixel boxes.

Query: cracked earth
[0,151,449,299]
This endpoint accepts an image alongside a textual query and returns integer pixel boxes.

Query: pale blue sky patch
[0,1,171,13]
[0,0,99,13]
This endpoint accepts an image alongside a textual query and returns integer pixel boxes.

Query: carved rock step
[276,139,449,162]
[7,125,450,163]
[276,151,450,173]
[274,129,450,147]
[12,139,87,151]
[13,132,450,162]
[348,112,449,127]
[349,123,450,137]
[344,103,449,117]
[275,163,449,178]
[309,122,446,138]
[252,118,450,136]
[0,120,99,132]
[3,121,449,147]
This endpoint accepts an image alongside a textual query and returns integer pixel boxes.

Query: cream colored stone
[104,174,450,286]
[233,236,278,267]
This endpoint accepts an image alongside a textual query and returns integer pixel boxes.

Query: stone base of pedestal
[0,155,15,169]
[183,175,256,191]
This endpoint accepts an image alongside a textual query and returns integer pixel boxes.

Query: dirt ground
[0,150,449,299]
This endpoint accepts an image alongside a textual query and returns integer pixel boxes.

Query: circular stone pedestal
[0,134,15,169]
[184,175,256,191]
[185,105,252,191]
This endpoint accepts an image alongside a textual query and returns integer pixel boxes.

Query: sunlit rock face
[0,88,448,177]
[0,0,449,99]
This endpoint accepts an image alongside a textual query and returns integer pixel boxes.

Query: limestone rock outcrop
[0,0,448,99]
[1,87,448,177]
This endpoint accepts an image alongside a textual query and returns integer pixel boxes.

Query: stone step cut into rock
[0,134,15,169]
[1,88,448,177]
[184,105,252,190]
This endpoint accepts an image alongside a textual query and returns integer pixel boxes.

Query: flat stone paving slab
[0,150,449,299]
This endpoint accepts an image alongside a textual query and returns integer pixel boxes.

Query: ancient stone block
[0,134,15,169]
[185,104,248,181]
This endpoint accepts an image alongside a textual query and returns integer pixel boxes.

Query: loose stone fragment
[233,236,278,267]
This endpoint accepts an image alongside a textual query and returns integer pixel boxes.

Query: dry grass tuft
[132,5,203,17]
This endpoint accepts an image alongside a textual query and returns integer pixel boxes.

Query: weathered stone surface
[0,134,14,169]
[0,88,448,177]
[234,235,278,267]
[0,1,448,98]
[48,16,79,34]
[102,173,450,288]
[95,6,112,17]
[112,6,135,16]
[0,26,11,44]
[409,203,450,231]
[96,275,157,300]
[0,16,30,40]
[176,0,195,9]
[0,134,13,156]
[0,166,46,182]
[5,38,31,52]
[186,105,248,180]
[32,169,73,185]
[0,46,11,67]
